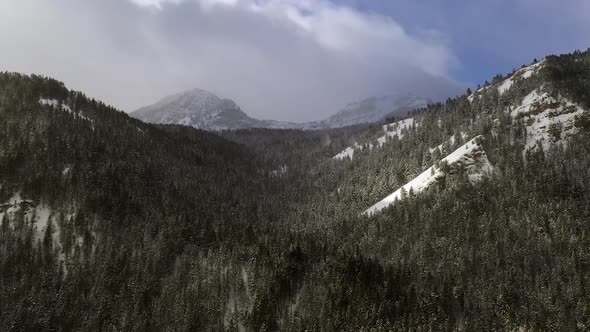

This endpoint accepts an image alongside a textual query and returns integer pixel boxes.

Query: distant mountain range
[130,89,430,130]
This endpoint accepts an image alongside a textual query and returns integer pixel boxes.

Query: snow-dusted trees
[2,50,590,331]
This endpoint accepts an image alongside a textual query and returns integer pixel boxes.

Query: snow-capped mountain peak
[131,88,254,130]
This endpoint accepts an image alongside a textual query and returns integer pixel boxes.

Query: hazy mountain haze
[1,0,462,122]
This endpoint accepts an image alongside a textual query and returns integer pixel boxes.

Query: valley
[1,50,590,331]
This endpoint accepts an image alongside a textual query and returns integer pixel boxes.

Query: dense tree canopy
[1,50,590,331]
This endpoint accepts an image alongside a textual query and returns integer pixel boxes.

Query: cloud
[142,0,458,76]
[352,0,590,85]
[129,0,184,9]
[0,0,462,121]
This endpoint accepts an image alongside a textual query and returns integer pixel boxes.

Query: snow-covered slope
[510,89,588,151]
[469,60,545,102]
[334,118,417,160]
[321,94,429,128]
[131,88,300,131]
[465,58,589,152]
[498,60,545,95]
[365,136,493,216]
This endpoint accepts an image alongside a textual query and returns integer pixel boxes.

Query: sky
[0,0,588,122]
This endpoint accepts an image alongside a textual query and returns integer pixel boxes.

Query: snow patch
[378,118,415,146]
[334,118,417,160]
[39,98,91,122]
[270,165,288,177]
[333,145,357,160]
[32,205,53,243]
[497,80,514,95]
[468,61,545,103]
[1,193,25,222]
[0,193,60,244]
[499,61,544,95]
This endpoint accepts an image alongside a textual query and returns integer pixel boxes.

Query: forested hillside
[1,49,590,331]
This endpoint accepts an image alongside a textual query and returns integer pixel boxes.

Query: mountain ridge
[131,88,431,130]
[131,88,297,130]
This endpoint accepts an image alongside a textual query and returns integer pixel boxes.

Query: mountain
[132,88,430,131]
[3,49,590,331]
[332,54,590,216]
[131,88,299,130]
[221,50,590,329]
[318,94,429,128]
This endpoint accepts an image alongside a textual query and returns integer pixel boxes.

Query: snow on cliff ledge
[365,135,493,216]
[510,89,588,151]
